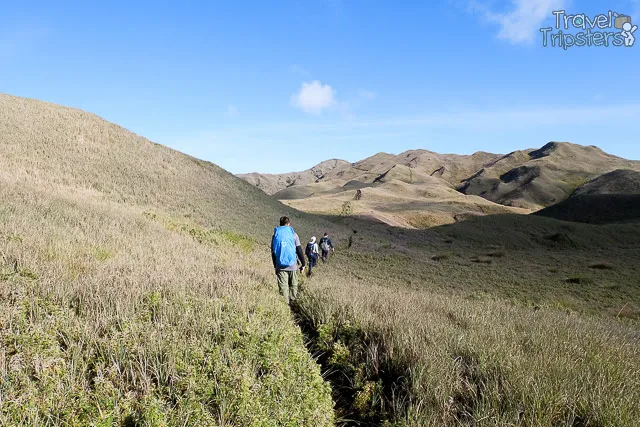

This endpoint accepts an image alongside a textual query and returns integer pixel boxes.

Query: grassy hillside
[573,169,640,196]
[0,93,339,425]
[239,159,351,195]
[460,142,640,209]
[280,180,529,229]
[274,162,531,229]
[1,93,639,426]
[0,93,339,242]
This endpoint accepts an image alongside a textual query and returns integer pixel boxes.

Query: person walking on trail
[305,236,320,276]
[319,232,335,263]
[271,216,306,305]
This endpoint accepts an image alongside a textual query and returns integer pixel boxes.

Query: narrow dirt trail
[290,302,368,426]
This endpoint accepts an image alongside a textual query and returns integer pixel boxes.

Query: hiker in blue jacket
[271,216,306,305]
[319,232,335,263]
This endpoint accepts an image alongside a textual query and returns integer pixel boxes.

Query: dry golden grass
[281,179,529,229]
[0,93,336,425]
[0,178,335,426]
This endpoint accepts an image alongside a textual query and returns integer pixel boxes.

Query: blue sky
[1,1,639,174]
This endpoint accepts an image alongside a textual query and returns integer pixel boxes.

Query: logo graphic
[540,10,637,49]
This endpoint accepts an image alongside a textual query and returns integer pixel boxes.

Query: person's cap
[311,236,316,243]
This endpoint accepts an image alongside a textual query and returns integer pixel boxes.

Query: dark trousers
[308,255,317,273]
[321,249,329,262]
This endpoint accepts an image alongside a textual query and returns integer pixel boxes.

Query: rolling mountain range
[239,142,640,227]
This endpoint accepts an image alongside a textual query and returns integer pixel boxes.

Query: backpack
[306,242,314,257]
[272,226,297,269]
[320,237,330,252]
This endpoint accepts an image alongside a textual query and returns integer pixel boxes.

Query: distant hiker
[271,216,306,305]
[305,236,319,276]
[319,232,335,263]
[355,189,362,200]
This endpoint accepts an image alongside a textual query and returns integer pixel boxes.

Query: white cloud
[226,104,239,118]
[358,89,376,101]
[290,80,336,114]
[472,0,565,45]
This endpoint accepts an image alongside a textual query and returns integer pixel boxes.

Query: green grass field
[1,93,638,426]
[293,214,640,425]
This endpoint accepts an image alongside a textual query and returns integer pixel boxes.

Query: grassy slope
[280,179,529,229]
[573,169,640,196]
[297,214,640,425]
[461,142,640,210]
[0,93,336,242]
[0,93,338,425]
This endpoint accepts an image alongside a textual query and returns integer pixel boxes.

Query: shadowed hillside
[534,194,640,224]
[533,169,640,224]
[573,169,640,196]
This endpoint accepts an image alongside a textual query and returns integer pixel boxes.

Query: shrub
[431,252,454,261]
[471,256,493,264]
[487,250,506,258]
[341,201,353,217]
[565,276,595,285]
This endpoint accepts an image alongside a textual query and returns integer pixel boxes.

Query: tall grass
[0,92,338,425]
[0,182,334,425]
[289,213,640,425]
[297,261,640,425]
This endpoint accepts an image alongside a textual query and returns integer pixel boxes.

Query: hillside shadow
[310,208,640,250]
[534,194,640,224]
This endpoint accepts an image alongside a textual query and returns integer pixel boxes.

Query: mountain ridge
[240,141,640,212]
